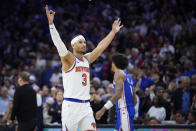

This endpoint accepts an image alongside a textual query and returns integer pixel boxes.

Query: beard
[76,50,85,55]
[77,48,86,54]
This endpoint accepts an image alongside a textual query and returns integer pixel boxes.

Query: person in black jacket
[90,87,108,124]
[172,76,196,117]
[11,71,37,131]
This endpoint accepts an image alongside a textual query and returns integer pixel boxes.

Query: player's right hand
[45,5,55,25]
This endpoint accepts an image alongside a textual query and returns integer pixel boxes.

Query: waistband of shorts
[64,98,89,103]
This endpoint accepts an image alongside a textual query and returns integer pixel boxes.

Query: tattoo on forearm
[111,83,123,104]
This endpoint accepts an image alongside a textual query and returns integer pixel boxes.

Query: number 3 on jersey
[82,73,87,86]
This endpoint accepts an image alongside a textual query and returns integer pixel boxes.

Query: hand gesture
[45,5,55,25]
[112,18,124,34]
[96,107,106,120]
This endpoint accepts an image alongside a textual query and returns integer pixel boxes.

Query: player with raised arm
[96,53,137,131]
[45,5,123,131]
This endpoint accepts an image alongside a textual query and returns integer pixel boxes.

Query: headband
[71,35,85,45]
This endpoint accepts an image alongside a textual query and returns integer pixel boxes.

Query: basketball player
[45,5,123,131]
[96,53,137,131]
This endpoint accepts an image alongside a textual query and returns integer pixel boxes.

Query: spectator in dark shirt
[186,109,196,124]
[90,87,108,124]
[11,71,37,131]
[48,90,63,124]
[172,76,196,117]
[174,110,186,124]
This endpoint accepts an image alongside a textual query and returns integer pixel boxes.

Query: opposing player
[45,5,123,131]
[96,53,137,131]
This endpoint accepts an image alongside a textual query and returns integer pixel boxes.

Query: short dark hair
[176,110,185,117]
[18,71,30,82]
[112,53,128,70]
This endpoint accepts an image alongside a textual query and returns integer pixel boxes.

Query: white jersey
[62,56,90,100]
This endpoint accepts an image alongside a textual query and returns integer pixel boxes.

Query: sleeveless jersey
[113,71,135,131]
[113,71,135,111]
[62,56,90,100]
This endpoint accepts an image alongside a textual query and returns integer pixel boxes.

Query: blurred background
[0,0,196,130]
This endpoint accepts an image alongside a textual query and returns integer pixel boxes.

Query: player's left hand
[112,18,123,34]
[96,107,106,120]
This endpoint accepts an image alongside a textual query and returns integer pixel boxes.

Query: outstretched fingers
[118,20,121,26]
[45,5,50,18]
[120,25,124,29]
[117,19,124,29]
[45,5,49,12]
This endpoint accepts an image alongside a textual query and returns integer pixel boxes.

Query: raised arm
[85,19,123,63]
[45,5,74,71]
[96,70,125,120]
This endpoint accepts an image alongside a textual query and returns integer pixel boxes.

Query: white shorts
[62,100,96,131]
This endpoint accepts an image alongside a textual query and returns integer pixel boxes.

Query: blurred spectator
[186,110,196,124]
[147,117,160,125]
[43,97,54,125]
[42,60,53,86]
[91,56,106,80]
[135,67,154,92]
[170,19,182,43]
[91,77,101,90]
[90,87,108,124]
[1,99,13,124]
[0,87,10,116]
[50,86,57,99]
[181,59,196,78]
[174,110,186,124]
[3,79,15,98]
[97,87,105,98]
[42,85,52,105]
[147,96,166,122]
[191,74,196,89]
[172,76,196,116]
[157,88,172,120]
[48,90,63,124]
[50,66,62,86]
[134,93,140,120]
[101,83,113,102]
[36,52,46,70]
[29,75,40,89]
[191,95,196,111]
[130,48,143,67]
[101,83,117,124]
[152,73,164,89]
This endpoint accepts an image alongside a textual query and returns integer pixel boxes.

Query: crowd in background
[0,0,196,129]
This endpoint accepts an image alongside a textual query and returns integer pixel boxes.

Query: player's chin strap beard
[73,50,85,56]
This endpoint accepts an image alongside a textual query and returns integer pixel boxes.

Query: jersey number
[82,73,87,86]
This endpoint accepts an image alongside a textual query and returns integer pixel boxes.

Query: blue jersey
[113,71,135,131]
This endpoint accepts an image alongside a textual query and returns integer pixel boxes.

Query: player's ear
[71,43,75,48]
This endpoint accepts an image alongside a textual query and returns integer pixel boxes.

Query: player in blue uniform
[96,53,137,131]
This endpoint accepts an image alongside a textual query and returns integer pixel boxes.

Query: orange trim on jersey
[84,56,90,63]
[65,58,76,73]
[74,55,84,62]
